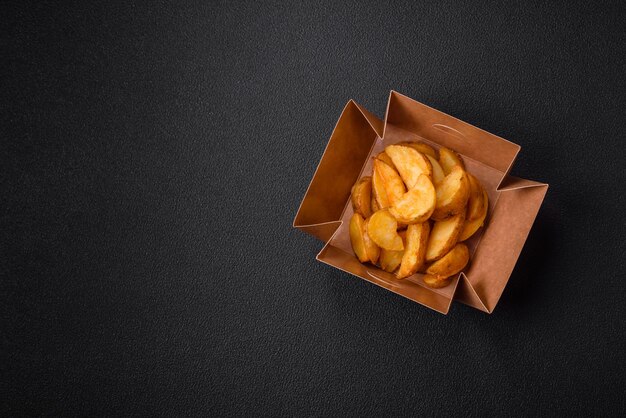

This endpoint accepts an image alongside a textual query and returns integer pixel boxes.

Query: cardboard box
[294,91,548,314]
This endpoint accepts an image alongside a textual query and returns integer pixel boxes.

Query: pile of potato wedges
[349,142,489,288]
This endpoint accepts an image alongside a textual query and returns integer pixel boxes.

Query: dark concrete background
[3,1,625,416]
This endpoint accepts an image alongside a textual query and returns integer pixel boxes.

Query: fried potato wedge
[370,195,380,213]
[426,154,445,185]
[426,243,469,278]
[379,231,405,272]
[367,209,404,251]
[372,162,390,209]
[459,188,489,241]
[397,222,430,279]
[389,174,436,224]
[399,142,438,159]
[362,219,380,264]
[373,159,406,205]
[465,173,486,221]
[425,212,465,262]
[351,176,372,218]
[439,147,465,175]
[375,151,394,167]
[423,274,453,289]
[349,213,369,263]
[385,144,433,188]
[431,165,470,220]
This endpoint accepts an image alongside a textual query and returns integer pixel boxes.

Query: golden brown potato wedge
[389,174,436,224]
[439,147,465,175]
[385,144,433,188]
[459,188,489,241]
[379,231,405,272]
[397,222,430,279]
[351,176,372,218]
[431,165,470,220]
[373,159,406,205]
[376,151,395,167]
[425,212,465,262]
[398,142,438,159]
[465,173,486,221]
[426,243,469,278]
[423,274,453,289]
[362,219,380,264]
[426,154,445,185]
[372,163,390,209]
[367,209,404,251]
[349,213,369,263]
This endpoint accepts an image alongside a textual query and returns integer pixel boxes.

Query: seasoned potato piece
[367,209,404,251]
[373,159,406,205]
[362,219,380,264]
[397,222,430,279]
[423,274,453,289]
[351,176,372,218]
[376,151,394,167]
[459,188,489,241]
[385,144,433,188]
[439,147,465,175]
[426,243,470,278]
[389,175,436,224]
[398,142,438,159]
[425,212,465,262]
[465,173,486,221]
[349,213,369,262]
[426,154,445,185]
[379,231,405,272]
[431,165,470,220]
[372,163,390,209]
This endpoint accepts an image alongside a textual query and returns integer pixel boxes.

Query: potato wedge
[367,209,404,251]
[398,142,438,159]
[426,154,445,185]
[439,147,465,175]
[426,243,469,278]
[385,144,433,188]
[379,231,405,272]
[425,212,465,262]
[397,222,430,279]
[372,163,390,209]
[465,173,486,221]
[431,165,470,220]
[423,274,453,289]
[351,176,372,218]
[373,159,406,205]
[349,213,369,263]
[389,174,436,224]
[375,151,394,167]
[362,219,380,264]
[459,188,489,241]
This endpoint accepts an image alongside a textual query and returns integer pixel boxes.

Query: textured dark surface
[2,1,625,416]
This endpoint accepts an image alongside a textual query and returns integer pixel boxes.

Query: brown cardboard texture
[294,92,548,314]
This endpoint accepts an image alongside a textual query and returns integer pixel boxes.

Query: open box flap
[293,100,382,243]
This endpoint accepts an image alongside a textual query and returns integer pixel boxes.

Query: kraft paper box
[294,91,548,314]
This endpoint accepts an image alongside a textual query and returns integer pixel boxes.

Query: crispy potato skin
[459,188,489,241]
[351,176,372,218]
[423,274,453,289]
[372,163,390,209]
[431,166,470,220]
[349,213,369,263]
[389,174,436,224]
[397,222,430,279]
[426,243,470,278]
[425,212,465,262]
[367,209,404,251]
[439,147,465,175]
